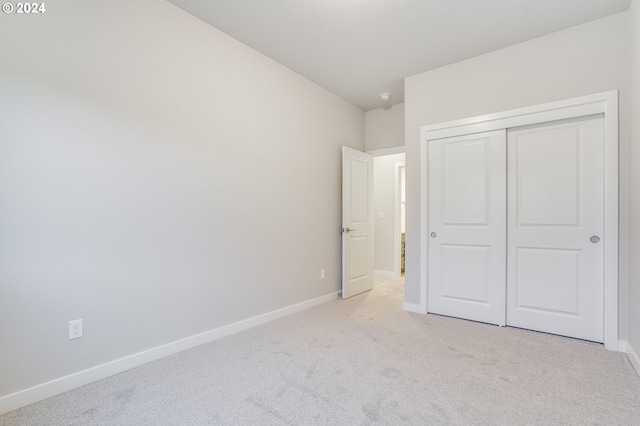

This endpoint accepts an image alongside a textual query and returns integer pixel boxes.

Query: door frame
[419,90,619,350]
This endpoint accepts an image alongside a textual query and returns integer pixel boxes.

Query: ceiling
[167,0,631,111]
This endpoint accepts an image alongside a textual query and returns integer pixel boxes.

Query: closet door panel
[507,115,604,342]
[428,130,506,325]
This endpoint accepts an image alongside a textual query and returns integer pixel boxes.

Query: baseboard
[373,269,397,277]
[0,291,340,415]
[628,342,640,378]
[403,302,427,314]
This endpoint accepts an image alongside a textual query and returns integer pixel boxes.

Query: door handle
[590,235,600,243]
[430,232,437,238]
[343,227,356,233]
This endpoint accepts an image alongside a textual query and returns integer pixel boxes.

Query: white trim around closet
[418,90,619,351]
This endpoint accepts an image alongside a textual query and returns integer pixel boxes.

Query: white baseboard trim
[373,270,397,277]
[628,342,640,378]
[0,291,340,415]
[618,340,628,352]
[403,302,427,314]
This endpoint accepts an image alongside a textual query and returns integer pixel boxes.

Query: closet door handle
[430,232,437,238]
[590,235,600,243]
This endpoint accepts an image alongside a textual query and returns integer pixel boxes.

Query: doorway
[371,150,405,278]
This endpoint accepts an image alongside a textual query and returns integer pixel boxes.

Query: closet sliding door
[426,116,606,342]
[420,92,617,348]
[427,130,506,326]
[506,115,605,342]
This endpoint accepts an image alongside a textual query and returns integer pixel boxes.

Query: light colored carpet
[2,277,639,425]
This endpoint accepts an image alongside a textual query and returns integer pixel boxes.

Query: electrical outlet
[69,319,83,340]
[320,269,326,280]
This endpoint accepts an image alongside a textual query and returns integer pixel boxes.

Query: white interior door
[342,147,374,299]
[506,115,605,342]
[427,130,507,325]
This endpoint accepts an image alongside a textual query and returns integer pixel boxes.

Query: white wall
[365,103,405,151]
[0,0,363,404]
[404,13,630,341]
[373,153,405,275]
[628,0,640,370]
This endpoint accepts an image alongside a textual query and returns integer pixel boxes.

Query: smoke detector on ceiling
[380,93,391,102]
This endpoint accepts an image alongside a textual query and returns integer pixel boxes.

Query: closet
[420,92,618,346]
